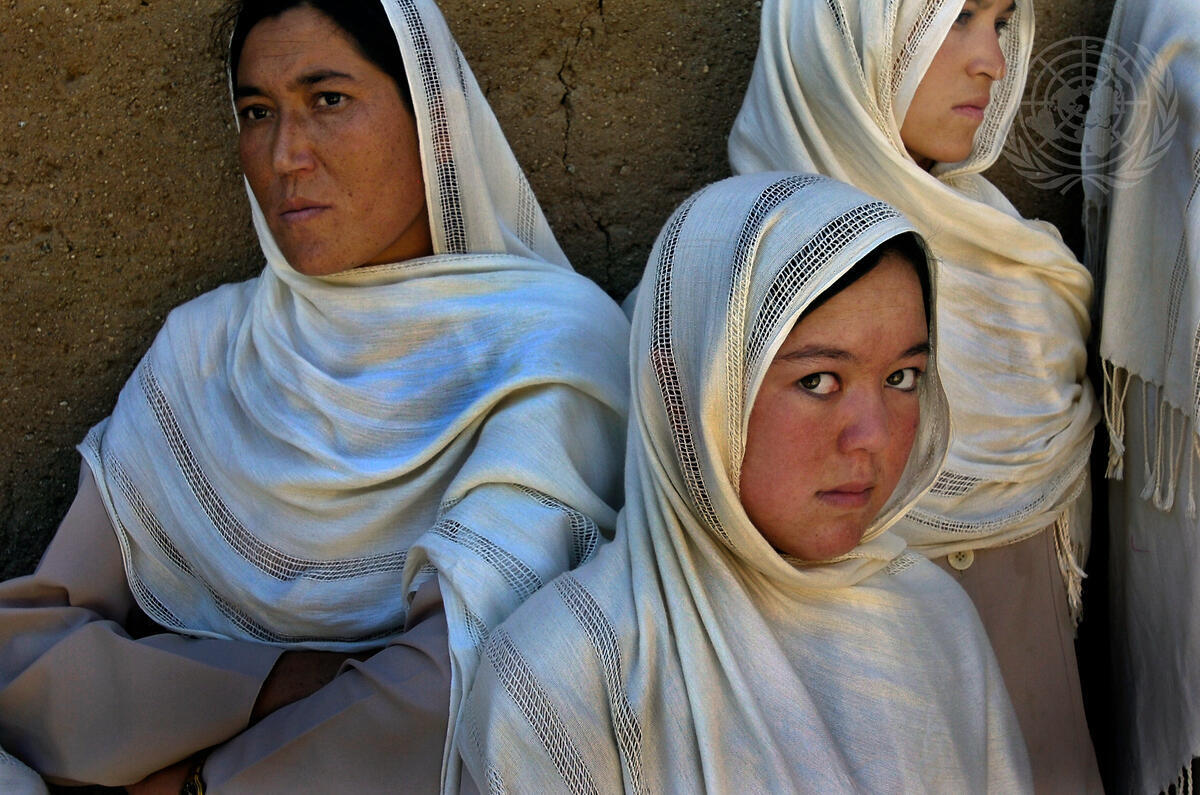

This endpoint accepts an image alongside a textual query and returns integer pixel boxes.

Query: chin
[780,522,868,562]
[943,136,979,164]
[281,249,355,277]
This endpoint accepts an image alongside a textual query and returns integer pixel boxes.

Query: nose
[837,388,890,455]
[968,28,1008,82]
[271,112,317,176]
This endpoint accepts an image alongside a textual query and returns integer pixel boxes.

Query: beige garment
[0,463,450,791]
[936,529,1102,793]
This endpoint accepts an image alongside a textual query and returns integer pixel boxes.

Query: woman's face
[739,253,929,561]
[900,0,1015,169]
[235,6,432,276]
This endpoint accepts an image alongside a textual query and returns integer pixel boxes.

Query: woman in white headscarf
[0,0,627,791]
[1085,0,1200,790]
[460,172,1031,793]
[728,1,1100,788]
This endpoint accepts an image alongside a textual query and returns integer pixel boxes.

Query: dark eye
[239,105,270,122]
[316,92,346,108]
[885,368,921,391]
[954,11,972,25]
[798,373,838,395]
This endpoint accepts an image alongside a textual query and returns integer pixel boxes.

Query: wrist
[180,753,207,795]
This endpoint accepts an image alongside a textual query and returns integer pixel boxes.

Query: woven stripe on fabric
[517,486,602,568]
[928,471,982,498]
[139,364,410,582]
[748,201,901,371]
[725,174,823,475]
[397,0,467,253]
[430,520,543,602]
[650,193,732,544]
[555,575,647,795]
[485,629,599,795]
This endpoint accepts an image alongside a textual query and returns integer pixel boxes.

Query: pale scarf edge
[1103,362,1200,520]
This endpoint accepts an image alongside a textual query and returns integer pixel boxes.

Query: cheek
[885,400,921,476]
[740,394,823,509]
[238,133,270,199]
[351,117,423,209]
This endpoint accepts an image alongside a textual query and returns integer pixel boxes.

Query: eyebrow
[776,341,930,364]
[234,69,357,100]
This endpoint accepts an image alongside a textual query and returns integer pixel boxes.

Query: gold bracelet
[180,754,207,795]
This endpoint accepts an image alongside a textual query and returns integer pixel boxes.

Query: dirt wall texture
[1,0,1115,578]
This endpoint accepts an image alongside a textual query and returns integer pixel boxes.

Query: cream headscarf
[459,173,1031,793]
[729,0,1098,619]
[79,0,627,786]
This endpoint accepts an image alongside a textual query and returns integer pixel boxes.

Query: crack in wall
[557,0,612,284]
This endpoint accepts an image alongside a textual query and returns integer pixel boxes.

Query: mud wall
[0,0,1115,577]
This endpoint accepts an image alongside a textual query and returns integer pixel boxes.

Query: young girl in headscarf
[0,0,627,790]
[728,2,1100,788]
[460,172,1032,792]
[1086,0,1200,790]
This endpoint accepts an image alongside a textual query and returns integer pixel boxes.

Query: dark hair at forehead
[220,0,413,109]
[799,231,931,323]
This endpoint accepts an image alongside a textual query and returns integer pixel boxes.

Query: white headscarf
[460,173,1031,793]
[79,0,628,783]
[1085,0,1200,516]
[728,0,1098,618]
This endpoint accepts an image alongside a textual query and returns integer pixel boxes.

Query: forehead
[961,0,1018,10]
[237,7,366,83]
[782,255,926,349]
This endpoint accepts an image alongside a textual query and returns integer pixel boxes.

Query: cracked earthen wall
[1,0,1115,577]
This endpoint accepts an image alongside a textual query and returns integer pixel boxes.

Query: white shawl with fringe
[1084,1,1200,791]
[729,0,1097,619]
[1086,0,1200,516]
[460,173,1030,793]
[79,0,628,788]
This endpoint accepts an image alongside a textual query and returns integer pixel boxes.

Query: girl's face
[900,0,1015,170]
[235,7,432,276]
[739,253,929,561]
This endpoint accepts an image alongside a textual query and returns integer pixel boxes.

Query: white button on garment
[947,549,975,571]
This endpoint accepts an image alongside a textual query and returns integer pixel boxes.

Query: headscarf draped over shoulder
[80,0,628,786]
[729,0,1098,618]
[460,174,1031,793]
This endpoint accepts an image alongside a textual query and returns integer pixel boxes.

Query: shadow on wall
[0,0,1113,578]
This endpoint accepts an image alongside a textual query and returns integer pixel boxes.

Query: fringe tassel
[1166,760,1194,795]
[1142,379,1163,502]
[1189,435,1199,520]
[1110,362,1200,516]
[1155,407,1190,512]
[1103,360,1129,479]
[1053,513,1087,628]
